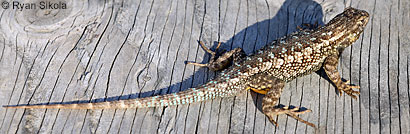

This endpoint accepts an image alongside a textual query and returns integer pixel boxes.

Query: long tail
[3,86,220,109]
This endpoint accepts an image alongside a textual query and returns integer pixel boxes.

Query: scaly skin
[3,7,369,128]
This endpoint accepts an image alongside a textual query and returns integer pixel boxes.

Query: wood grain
[0,0,409,133]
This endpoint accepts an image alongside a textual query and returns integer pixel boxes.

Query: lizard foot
[337,80,360,99]
[186,41,222,68]
[186,41,245,71]
[264,106,316,128]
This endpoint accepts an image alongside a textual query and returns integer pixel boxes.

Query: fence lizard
[3,7,369,128]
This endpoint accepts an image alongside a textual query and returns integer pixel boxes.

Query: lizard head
[343,7,369,46]
[324,7,370,48]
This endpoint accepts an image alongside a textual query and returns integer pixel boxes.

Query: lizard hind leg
[262,78,316,128]
[323,53,360,99]
[187,41,246,71]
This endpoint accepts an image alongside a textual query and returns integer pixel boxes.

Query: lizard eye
[360,19,365,24]
[358,17,367,25]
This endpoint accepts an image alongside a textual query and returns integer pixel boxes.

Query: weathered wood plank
[0,0,409,133]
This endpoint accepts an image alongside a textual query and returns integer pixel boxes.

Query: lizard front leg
[262,77,316,128]
[323,53,360,99]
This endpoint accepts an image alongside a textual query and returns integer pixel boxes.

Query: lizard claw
[280,107,315,128]
[281,106,312,114]
[337,80,360,99]
[266,106,315,128]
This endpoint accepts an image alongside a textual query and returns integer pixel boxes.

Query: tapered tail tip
[3,105,30,109]
[2,104,57,109]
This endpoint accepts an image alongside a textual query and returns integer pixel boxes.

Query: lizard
[3,7,369,128]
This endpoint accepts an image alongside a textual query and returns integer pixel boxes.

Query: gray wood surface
[1,0,409,133]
